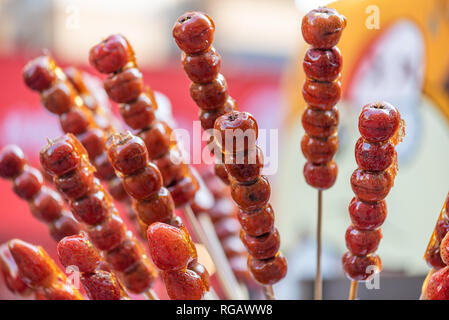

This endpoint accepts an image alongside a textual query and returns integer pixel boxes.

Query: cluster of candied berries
[40,134,157,294]
[301,7,346,189]
[0,239,83,299]
[342,102,401,281]
[89,34,198,207]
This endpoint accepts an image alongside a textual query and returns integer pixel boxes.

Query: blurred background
[0,0,448,299]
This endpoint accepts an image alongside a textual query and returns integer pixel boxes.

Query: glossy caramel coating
[247,253,287,285]
[303,47,342,82]
[162,269,205,300]
[214,111,258,154]
[173,11,215,55]
[107,176,128,201]
[48,214,81,241]
[355,138,395,172]
[190,74,228,110]
[54,166,94,201]
[139,121,173,159]
[12,166,43,200]
[214,163,230,185]
[71,186,111,225]
[104,68,143,103]
[436,216,449,242]
[122,165,163,201]
[89,34,133,74]
[188,260,210,291]
[301,134,338,164]
[146,222,193,271]
[345,225,382,256]
[81,270,127,300]
[225,147,264,183]
[120,93,156,130]
[301,7,347,49]
[342,251,381,281]
[238,204,274,237]
[59,108,92,135]
[0,244,31,295]
[78,129,106,160]
[106,132,148,176]
[199,97,235,130]
[57,233,101,273]
[106,237,142,272]
[240,228,280,260]
[301,106,339,138]
[41,81,76,115]
[122,260,156,294]
[231,176,271,211]
[0,145,26,179]
[30,187,64,222]
[425,243,445,269]
[94,153,116,180]
[426,267,449,300]
[154,147,186,187]
[302,79,341,110]
[39,134,86,177]
[350,169,392,203]
[168,174,199,207]
[358,102,401,143]
[132,187,174,226]
[87,214,126,251]
[440,233,449,265]
[182,47,221,83]
[22,55,56,91]
[303,160,337,190]
[348,197,387,231]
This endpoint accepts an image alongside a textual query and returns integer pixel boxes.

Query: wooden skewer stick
[263,285,275,300]
[143,289,159,300]
[315,190,323,300]
[184,205,247,300]
[348,280,358,300]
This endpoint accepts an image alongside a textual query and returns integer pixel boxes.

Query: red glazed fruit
[133,187,175,226]
[345,225,382,256]
[123,164,163,201]
[120,93,156,130]
[190,74,228,110]
[182,47,221,83]
[173,11,215,55]
[303,160,337,190]
[0,145,26,179]
[225,146,264,183]
[426,267,449,300]
[105,238,141,272]
[355,137,395,172]
[350,169,392,203]
[231,176,271,211]
[57,233,100,273]
[425,244,446,269]
[89,34,132,74]
[81,270,126,300]
[59,108,91,135]
[168,174,199,207]
[348,197,387,230]
[301,134,338,164]
[71,187,111,225]
[238,204,275,237]
[104,68,143,103]
[49,214,80,241]
[13,166,43,200]
[146,222,193,271]
[302,79,341,110]
[240,228,280,260]
[122,261,156,294]
[437,216,449,242]
[301,106,339,138]
[140,121,173,159]
[23,56,56,91]
[30,188,64,222]
[162,269,205,300]
[41,81,76,115]
[247,253,288,285]
[303,47,342,82]
[106,132,148,176]
[87,215,126,251]
[301,7,347,49]
[54,166,94,200]
[342,251,381,281]
[358,102,401,143]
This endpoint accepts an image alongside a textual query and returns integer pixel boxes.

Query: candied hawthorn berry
[303,160,337,190]
[303,47,342,82]
[240,229,280,260]
[173,11,215,55]
[225,146,264,183]
[303,78,341,110]
[106,237,141,272]
[82,270,126,300]
[104,68,143,103]
[78,129,106,160]
[301,134,338,164]
[94,153,116,180]
[30,187,64,222]
[162,269,205,300]
[89,34,132,74]
[199,97,234,130]
[248,253,287,285]
[133,187,175,226]
[188,260,210,290]
[0,244,31,295]
[41,81,75,115]
[301,7,347,49]
[49,214,80,241]
[108,176,128,201]
[59,108,91,135]
[168,174,199,207]
[140,121,173,159]
[23,56,56,91]
[231,176,271,211]
[214,111,258,154]
[214,163,230,185]
[348,197,387,230]
[426,267,449,300]
[123,164,163,201]
[106,132,148,176]
[355,137,395,172]
[71,187,111,225]
[350,169,392,203]
[190,73,228,111]
[182,47,221,83]
[13,166,43,200]
[120,93,156,130]
[87,214,126,251]
[436,215,449,242]
[440,233,449,266]
[342,251,381,281]
[238,204,275,237]
[345,225,382,256]
[146,222,192,271]
[122,260,156,294]
[425,243,446,269]
[54,166,94,200]
[0,145,26,179]
[358,102,401,143]
[57,233,100,273]
[154,147,186,187]
[302,106,339,138]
